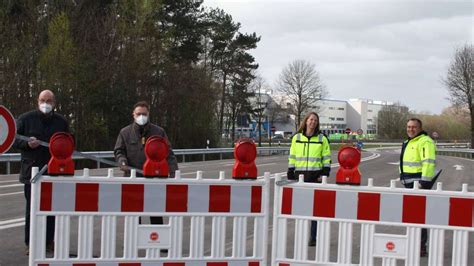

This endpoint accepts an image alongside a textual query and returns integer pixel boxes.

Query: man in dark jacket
[114,101,178,225]
[15,90,69,255]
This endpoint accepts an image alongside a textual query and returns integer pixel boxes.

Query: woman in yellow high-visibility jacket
[287,111,331,247]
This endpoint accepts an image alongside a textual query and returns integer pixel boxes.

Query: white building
[317,98,394,135]
[269,95,395,136]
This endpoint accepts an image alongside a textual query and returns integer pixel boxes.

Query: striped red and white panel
[281,187,474,228]
[39,182,262,214]
[37,261,261,266]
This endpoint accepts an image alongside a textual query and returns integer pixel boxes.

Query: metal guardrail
[1,143,470,175]
[0,147,290,175]
[437,148,474,159]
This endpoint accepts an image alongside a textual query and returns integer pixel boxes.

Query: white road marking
[0,180,18,184]
[0,191,22,197]
[453,165,464,170]
[0,222,24,230]
[0,217,24,225]
[0,183,22,188]
[0,217,25,230]
[257,163,276,167]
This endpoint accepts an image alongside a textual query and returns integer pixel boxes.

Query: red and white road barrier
[271,175,474,266]
[29,168,270,266]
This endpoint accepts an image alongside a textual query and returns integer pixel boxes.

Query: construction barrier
[271,175,474,266]
[29,167,270,266]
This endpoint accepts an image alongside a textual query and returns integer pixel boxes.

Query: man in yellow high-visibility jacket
[400,118,436,257]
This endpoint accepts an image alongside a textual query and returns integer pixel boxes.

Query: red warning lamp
[336,146,361,185]
[143,136,169,177]
[232,138,257,179]
[48,132,75,175]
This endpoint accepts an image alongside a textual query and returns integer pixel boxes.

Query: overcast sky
[204,0,472,114]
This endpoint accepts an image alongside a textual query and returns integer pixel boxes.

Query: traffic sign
[345,128,351,134]
[357,128,363,135]
[432,131,439,139]
[0,105,16,154]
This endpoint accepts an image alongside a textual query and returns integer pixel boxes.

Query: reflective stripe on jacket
[399,132,436,183]
[289,133,331,171]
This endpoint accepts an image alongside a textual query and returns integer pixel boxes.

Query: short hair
[407,118,422,128]
[133,101,150,111]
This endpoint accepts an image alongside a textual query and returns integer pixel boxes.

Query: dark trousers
[133,173,164,225]
[310,221,317,241]
[139,216,163,224]
[24,184,55,246]
[403,182,428,248]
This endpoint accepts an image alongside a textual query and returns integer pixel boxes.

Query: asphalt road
[0,148,472,265]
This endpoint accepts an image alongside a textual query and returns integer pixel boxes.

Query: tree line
[0,0,260,151]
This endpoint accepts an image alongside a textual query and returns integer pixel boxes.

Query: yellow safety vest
[288,133,331,172]
[400,133,436,183]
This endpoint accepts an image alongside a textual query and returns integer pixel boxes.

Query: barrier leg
[32,216,47,262]
[190,216,205,258]
[29,170,47,265]
[253,216,265,258]
[452,230,468,266]
[271,174,283,265]
[315,220,331,263]
[233,216,248,258]
[169,216,183,259]
[337,221,353,264]
[78,215,94,259]
[211,216,226,258]
[100,215,116,259]
[275,218,288,260]
[359,223,375,266]
[145,248,158,258]
[54,215,71,259]
[406,227,421,266]
[123,216,139,259]
[382,257,397,266]
[294,219,309,260]
[428,228,444,266]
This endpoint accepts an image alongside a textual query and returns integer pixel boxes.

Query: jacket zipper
[306,136,310,171]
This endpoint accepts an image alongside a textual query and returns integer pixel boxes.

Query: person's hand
[119,162,129,172]
[28,137,40,149]
[287,170,295,180]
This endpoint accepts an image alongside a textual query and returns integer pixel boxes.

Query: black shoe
[308,240,316,246]
[420,246,428,257]
[46,243,54,253]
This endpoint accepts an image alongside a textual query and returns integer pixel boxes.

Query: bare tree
[277,59,326,130]
[250,75,267,146]
[444,45,473,146]
[377,103,410,139]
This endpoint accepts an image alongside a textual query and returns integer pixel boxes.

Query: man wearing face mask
[114,101,178,225]
[15,90,69,255]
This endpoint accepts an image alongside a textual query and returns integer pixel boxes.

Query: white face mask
[135,115,148,126]
[39,103,53,114]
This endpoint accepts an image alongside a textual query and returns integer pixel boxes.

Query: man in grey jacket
[114,101,178,224]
